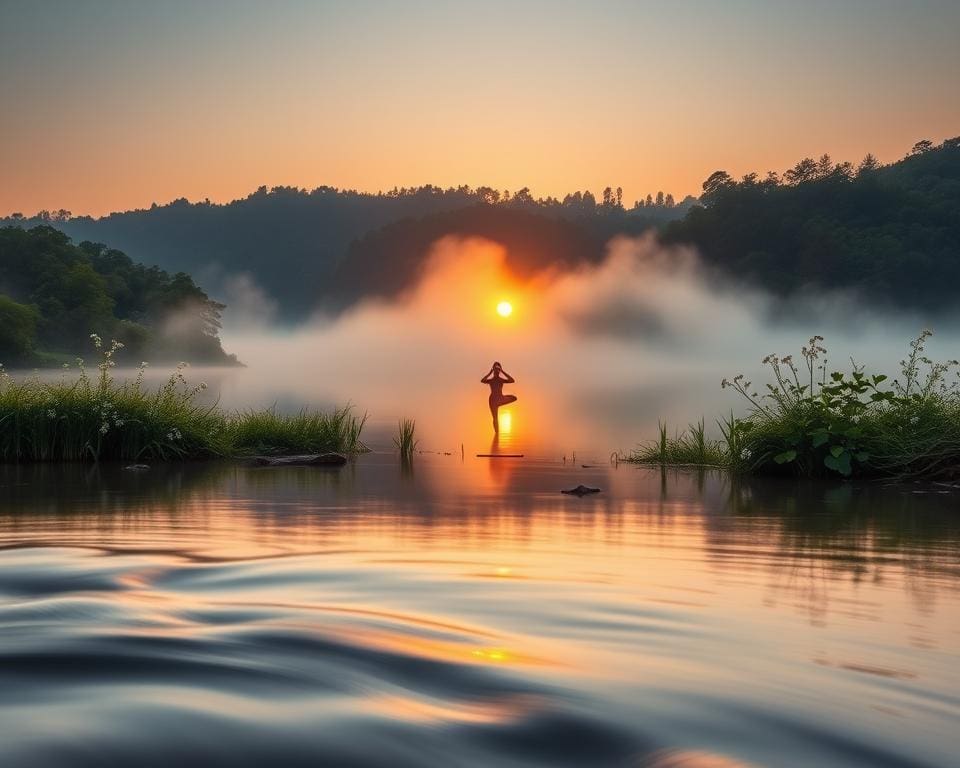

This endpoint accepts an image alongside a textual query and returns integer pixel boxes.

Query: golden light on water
[496,301,513,317]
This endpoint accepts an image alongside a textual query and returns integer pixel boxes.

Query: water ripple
[1,460,959,767]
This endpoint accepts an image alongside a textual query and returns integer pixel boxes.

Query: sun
[496,300,513,317]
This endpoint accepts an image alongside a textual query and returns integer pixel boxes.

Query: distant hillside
[330,204,667,308]
[663,137,960,308]
[0,226,237,366]
[1,186,691,321]
[4,138,957,319]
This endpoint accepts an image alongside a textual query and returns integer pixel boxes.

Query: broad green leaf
[774,450,797,464]
[830,445,845,458]
[811,431,830,447]
[824,452,852,476]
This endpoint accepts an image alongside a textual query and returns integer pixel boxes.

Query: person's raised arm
[500,368,515,383]
[481,368,495,384]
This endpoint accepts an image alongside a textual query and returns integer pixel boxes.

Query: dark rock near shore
[248,453,348,467]
[561,485,601,496]
[123,464,150,472]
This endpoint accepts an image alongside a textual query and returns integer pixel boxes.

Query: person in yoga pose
[481,362,517,433]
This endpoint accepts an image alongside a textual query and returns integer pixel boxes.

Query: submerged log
[248,453,348,467]
[561,484,601,496]
[476,453,524,458]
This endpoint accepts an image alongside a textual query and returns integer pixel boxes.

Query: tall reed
[623,418,726,467]
[394,418,418,462]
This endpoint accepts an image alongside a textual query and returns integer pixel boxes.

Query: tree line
[2,136,957,324]
[1,183,693,321]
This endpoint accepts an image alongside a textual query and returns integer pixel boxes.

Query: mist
[216,234,960,455]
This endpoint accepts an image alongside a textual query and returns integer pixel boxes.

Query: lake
[1,450,958,767]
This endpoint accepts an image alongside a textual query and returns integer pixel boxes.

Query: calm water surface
[0,453,958,767]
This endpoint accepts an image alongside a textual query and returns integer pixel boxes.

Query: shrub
[722,331,960,478]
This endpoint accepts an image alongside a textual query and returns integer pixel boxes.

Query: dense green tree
[664,137,960,310]
[702,171,734,198]
[857,153,880,174]
[0,296,39,363]
[784,158,818,184]
[0,226,236,364]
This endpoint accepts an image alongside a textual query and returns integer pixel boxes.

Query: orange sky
[1,1,958,217]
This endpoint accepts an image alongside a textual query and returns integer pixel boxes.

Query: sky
[1,0,958,217]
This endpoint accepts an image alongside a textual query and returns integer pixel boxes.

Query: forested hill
[3,137,958,320]
[1,186,692,321]
[663,137,960,308]
[330,204,666,309]
[0,226,237,366]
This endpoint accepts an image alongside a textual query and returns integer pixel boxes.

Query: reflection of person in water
[481,361,517,433]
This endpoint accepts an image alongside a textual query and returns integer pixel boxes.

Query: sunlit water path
[0,454,958,767]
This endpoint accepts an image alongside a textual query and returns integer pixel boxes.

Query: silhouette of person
[481,361,517,433]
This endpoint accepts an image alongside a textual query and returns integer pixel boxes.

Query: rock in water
[123,464,150,471]
[561,484,601,496]
[249,453,348,467]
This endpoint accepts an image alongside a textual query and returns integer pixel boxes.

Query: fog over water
[15,235,952,456]
[207,235,959,455]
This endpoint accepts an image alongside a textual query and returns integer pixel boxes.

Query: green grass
[394,418,418,462]
[226,407,367,457]
[626,332,960,480]
[0,337,366,462]
[623,419,727,467]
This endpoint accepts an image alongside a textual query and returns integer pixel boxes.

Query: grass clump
[624,419,726,467]
[0,335,366,462]
[628,330,960,480]
[226,407,367,456]
[394,418,418,462]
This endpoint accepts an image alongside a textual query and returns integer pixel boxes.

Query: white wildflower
[740,448,752,461]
